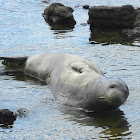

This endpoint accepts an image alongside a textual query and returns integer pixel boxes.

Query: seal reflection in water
[0,53,129,112]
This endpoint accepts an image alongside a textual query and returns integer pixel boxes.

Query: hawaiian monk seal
[0,53,129,112]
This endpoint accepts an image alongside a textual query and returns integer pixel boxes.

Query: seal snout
[105,79,129,106]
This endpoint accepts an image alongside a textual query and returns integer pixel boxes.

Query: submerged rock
[0,109,16,126]
[83,5,90,9]
[88,5,136,29]
[89,28,134,45]
[43,3,76,29]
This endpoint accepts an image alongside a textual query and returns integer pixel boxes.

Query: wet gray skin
[24,53,129,112]
[79,78,129,111]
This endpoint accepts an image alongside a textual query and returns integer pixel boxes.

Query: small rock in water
[43,3,76,26]
[80,23,88,26]
[15,108,28,117]
[83,5,90,9]
[0,109,16,126]
[41,0,48,3]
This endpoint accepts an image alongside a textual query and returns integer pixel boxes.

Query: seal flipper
[0,56,28,68]
[71,61,90,73]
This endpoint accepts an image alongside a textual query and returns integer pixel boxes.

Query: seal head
[83,78,129,112]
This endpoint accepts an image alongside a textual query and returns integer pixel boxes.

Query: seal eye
[109,84,116,89]
[71,66,83,73]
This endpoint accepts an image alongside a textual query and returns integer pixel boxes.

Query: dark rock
[0,109,16,126]
[43,3,76,27]
[90,28,134,45]
[83,5,90,9]
[122,8,140,38]
[41,0,48,3]
[123,27,140,38]
[134,20,140,27]
[88,5,136,29]
[134,8,140,27]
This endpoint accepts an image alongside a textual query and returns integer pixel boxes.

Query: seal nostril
[109,84,116,89]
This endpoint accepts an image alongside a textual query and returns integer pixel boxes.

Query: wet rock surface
[42,3,76,29]
[0,109,16,126]
[0,108,28,127]
[122,8,140,38]
[87,4,140,40]
[83,5,90,9]
[123,27,140,38]
[88,5,136,29]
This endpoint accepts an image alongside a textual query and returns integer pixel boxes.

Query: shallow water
[0,0,140,139]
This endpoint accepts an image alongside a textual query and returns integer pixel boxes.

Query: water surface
[0,0,140,139]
